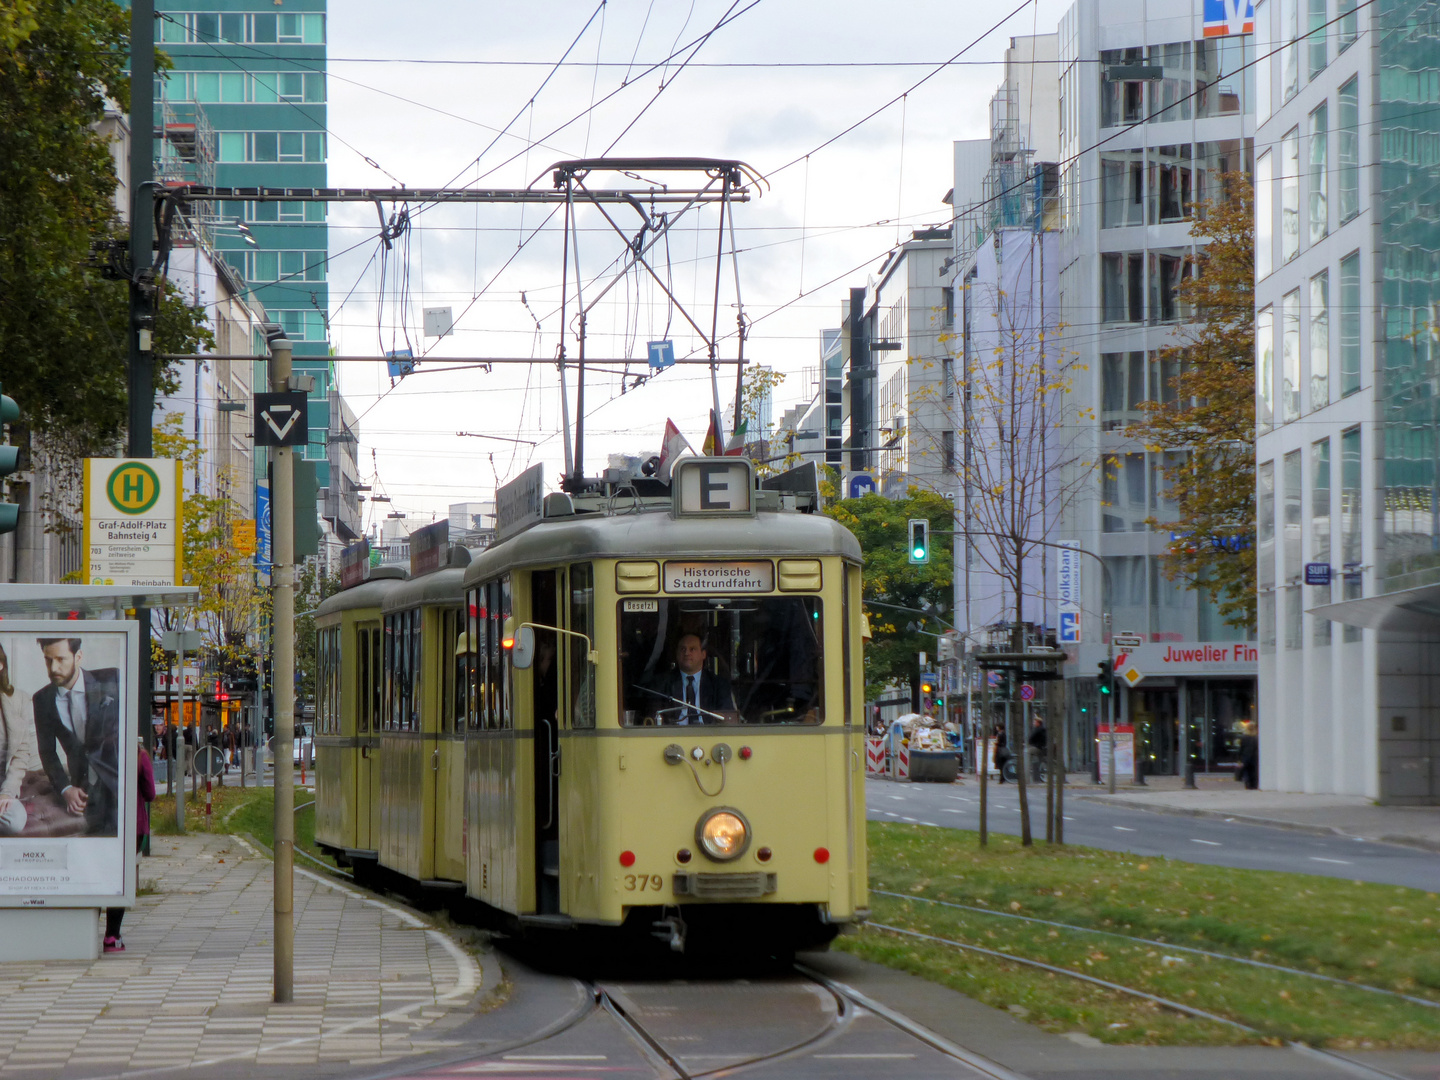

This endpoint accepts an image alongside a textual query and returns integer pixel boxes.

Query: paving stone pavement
[0,833,486,1077]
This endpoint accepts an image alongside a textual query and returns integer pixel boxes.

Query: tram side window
[407,609,422,730]
[356,627,370,733]
[617,596,824,726]
[319,628,339,734]
[470,578,512,730]
[385,611,421,731]
[369,627,382,732]
[569,563,595,729]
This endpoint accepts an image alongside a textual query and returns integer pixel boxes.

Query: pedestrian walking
[1236,720,1259,790]
[105,738,156,953]
[992,722,1010,783]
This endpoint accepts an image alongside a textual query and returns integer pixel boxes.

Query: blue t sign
[647,340,675,369]
[848,473,875,498]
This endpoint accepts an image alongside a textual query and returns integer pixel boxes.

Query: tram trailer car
[316,457,868,955]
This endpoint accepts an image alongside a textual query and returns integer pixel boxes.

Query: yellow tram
[315,457,868,954]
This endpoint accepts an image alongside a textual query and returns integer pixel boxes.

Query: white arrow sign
[261,404,300,440]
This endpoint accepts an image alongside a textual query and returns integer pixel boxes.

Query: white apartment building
[1255,0,1440,802]
[1053,0,1257,775]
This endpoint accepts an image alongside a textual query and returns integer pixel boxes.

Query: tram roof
[463,509,862,588]
[381,565,468,613]
[313,566,407,620]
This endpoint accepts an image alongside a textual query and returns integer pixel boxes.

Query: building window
[1283,289,1301,422]
[1338,0,1358,50]
[1101,150,1144,228]
[1312,438,1332,644]
[1284,449,1303,582]
[1148,41,1193,121]
[1102,452,1149,533]
[1258,459,1276,588]
[1285,587,1303,648]
[1282,128,1300,262]
[1149,250,1190,323]
[1341,426,1362,641]
[1307,0,1328,79]
[1100,48,1147,127]
[942,430,955,472]
[1309,104,1328,243]
[1101,351,1147,430]
[1258,306,1275,430]
[1102,252,1144,323]
[1149,145,1192,223]
[1255,0,1272,121]
[1195,35,1252,118]
[1310,270,1330,409]
[1339,251,1361,395]
[1281,0,1300,100]
[1338,77,1360,223]
[1256,151,1273,279]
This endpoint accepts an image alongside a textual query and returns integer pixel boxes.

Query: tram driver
[655,634,736,725]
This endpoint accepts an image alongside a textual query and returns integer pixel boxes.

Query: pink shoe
[103,936,125,953]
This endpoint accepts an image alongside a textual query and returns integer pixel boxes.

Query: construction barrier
[866,738,886,776]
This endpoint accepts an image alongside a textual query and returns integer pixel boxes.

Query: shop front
[1073,641,1257,777]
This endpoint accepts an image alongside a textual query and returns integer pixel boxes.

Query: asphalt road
[865,777,1440,891]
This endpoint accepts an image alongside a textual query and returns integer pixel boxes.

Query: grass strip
[837,823,1440,1048]
[151,784,342,871]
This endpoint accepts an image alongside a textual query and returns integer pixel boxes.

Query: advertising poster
[0,622,137,906]
[1096,724,1135,780]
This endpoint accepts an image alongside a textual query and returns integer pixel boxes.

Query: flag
[701,412,720,456]
[724,420,748,456]
[657,419,691,482]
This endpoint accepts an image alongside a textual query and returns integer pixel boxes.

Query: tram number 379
[624,874,665,892]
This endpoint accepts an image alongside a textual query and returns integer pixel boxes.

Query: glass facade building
[1255,0,1440,801]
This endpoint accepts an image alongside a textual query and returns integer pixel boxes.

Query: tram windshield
[618,596,824,726]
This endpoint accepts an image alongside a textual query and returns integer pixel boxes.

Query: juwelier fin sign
[83,458,183,587]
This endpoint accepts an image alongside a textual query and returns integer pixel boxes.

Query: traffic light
[907,518,930,564]
[920,671,937,715]
[0,383,18,535]
[1097,661,1113,695]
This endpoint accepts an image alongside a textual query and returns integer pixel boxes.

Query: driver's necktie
[685,675,697,725]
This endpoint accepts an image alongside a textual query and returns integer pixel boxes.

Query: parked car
[293,723,314,766]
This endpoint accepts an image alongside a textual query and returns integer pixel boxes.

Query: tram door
[530,570,562,915]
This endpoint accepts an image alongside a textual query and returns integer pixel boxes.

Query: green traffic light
[913,546,925,559]
[1099,683,1111,695]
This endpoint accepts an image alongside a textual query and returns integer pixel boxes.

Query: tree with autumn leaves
[1128,173,1257,631]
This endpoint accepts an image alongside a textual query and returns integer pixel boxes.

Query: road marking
[1191,839,1222,846]
[1063,816,1075,821]
[920,821,939,827]
[813,1054,918,1059]
[1310,857,1352,865]
[941,808,963,813]
[1113,826,1135,832]
[504,1056,609,1061]
[901,816,918,823]
[888,795,905,801]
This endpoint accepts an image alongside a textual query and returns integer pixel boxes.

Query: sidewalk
[0,833,493,1078]
[1072,773,1440,851]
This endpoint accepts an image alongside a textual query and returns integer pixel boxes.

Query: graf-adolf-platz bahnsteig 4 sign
[83,459,183,587]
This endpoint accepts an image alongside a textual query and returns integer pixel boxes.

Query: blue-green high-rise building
[151,3,359,544]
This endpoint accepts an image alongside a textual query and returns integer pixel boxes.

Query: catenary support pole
[270,335,296,1004]
[978,667,989,847]
[128,0,156,757]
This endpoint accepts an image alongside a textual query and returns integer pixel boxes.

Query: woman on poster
[0,642,39,835]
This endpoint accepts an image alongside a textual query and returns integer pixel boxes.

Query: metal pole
[1054,683,1065,844]
[270,335,296,1004]
[978,665,989,847]
[1107,615,1117,795]
[175,628,185,832]
[128,0,156,761]
[1183,679,1196,789]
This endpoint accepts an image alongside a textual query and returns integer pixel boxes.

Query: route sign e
[1113,633,1144,648]
[253,392,309,447]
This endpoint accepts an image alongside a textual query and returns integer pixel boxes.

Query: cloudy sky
[323,0,1072,527]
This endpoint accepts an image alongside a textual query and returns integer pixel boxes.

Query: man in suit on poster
[32,637,121,836]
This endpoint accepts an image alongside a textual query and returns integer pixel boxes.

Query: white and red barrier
[867,737,910,780]
[866,738,886,775]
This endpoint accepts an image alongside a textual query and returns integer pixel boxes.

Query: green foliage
[0,0,203,453]
[826,489,953,697]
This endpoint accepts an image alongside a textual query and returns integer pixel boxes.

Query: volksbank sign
[1204,0,1254,36]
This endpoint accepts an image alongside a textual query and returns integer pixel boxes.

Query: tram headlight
[695,807,750,862]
